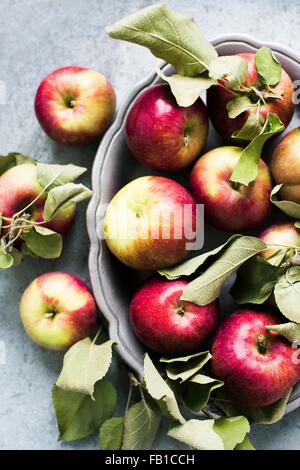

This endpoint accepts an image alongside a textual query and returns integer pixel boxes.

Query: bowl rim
[211,32,300,62]
[87,33,300,413]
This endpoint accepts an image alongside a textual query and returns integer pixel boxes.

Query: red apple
[0,163,75,236]
[125,83,208,171]
[207,52,294,143]
[103,176,198,271]
[190,146,272,232]
[211,309,300,407]
[35,66,116,145]
[259,222,300,262]
[20,272,97,350]
[130,278,219,354]
[271,128,300,203]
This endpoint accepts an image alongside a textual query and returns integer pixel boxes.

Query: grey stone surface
[1,0,300,450]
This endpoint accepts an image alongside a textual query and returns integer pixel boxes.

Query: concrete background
[1,0,300,450]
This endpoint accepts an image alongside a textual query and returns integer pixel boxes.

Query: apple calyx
[256,334,267,355]
[44,312,56,319]
[183,130,190,148]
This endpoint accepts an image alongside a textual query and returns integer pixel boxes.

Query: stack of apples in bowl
[98,6,300,412]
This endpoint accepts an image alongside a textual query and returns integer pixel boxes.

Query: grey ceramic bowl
[87,34,300,414]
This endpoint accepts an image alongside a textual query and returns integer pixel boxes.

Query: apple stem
[125,382,133,413]
[2,214,34,251]
[1,217,44,230]
[257,334,267,354]
[4,226,24,251]
[250,86,267,106]
[176,305,185,316]
[200,407,217,419]
[69,100,76,108]
[91,326,102,346]
[129,373,142,388]
[230,181,240,190]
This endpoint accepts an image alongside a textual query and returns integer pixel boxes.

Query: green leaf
[232,112,263,141]
[214,389,291,425]
[270,184,300,219]
[0,248,14,269]
[156,68,215,107]
[106,3,217,77]
[230,256,285,305]
[235,436,255,450]
[14,153,35,165]
[168,419,224,450]
[265,249,289,267]
[122,397,161,450]
[56,338,115,399]
[183,374,223,411]
[23,226,62,259]
[21,242,38,258]
[230,113,285,186]
[255,47,281,86]
[99,417,124,450]
[209,55,248,89]
[295,221,300,229]
[0,238,22,268]
[226,96,258,119]
[182,236,266,306]
[160,351,211,382]
[0,154,16,176]
[168,414,251,450]
[43,183,92,221]
[37,163,87,190]
[0,152,35,176]
[52,379,117,442]
[266,322,300,342]
[159,235,241,280]
[274,267,300,322]
[214,416,250,451]
[144,353,185,424]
